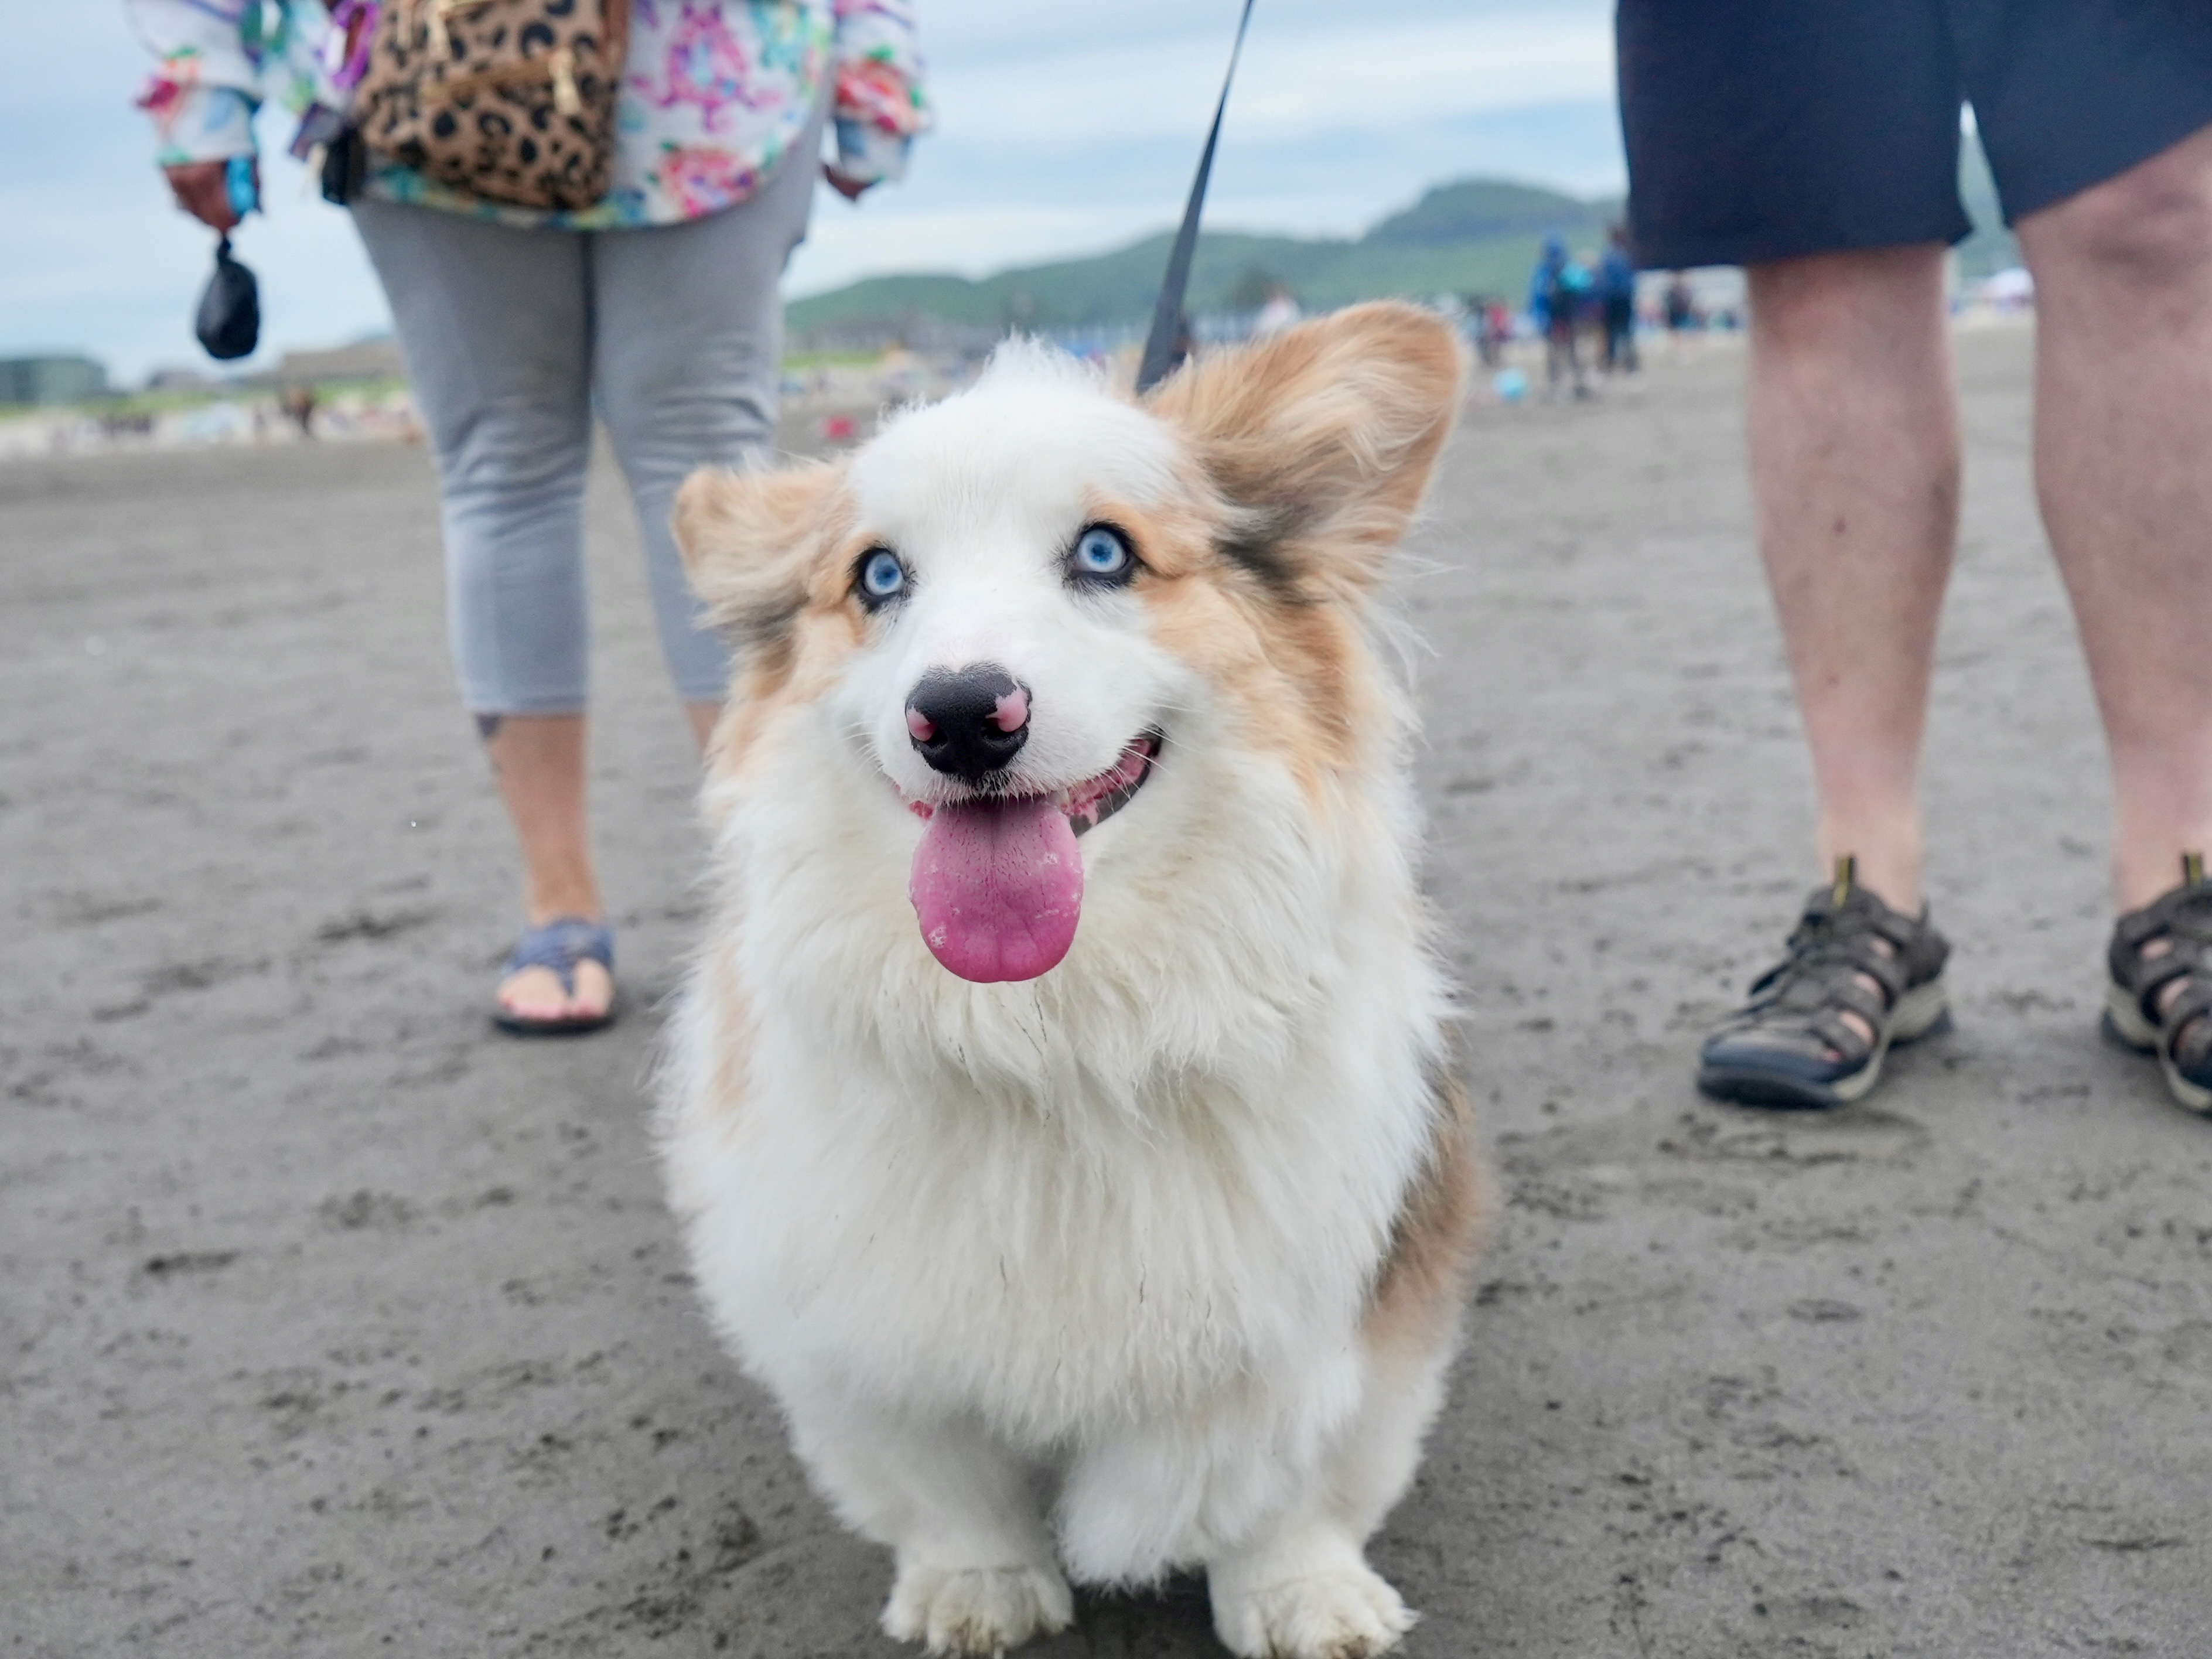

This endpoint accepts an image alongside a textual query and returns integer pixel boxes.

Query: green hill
[787,178,1622,342]
[1363,178,1616,247]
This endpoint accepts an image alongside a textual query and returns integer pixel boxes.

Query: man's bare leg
[1746,244,1961,914]
[2016,125,2212,912]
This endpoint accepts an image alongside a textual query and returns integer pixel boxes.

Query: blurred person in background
[129,0,928,1036]
[1465,292,1504,368]
[1599,223,1640,374]
[1487,296,1514,361]
[1661,270,1701,353]
[1619,3,2212,1116]
[1252,283,1303,338]
[1531,233,1593,400]
[1528,235,1564,335]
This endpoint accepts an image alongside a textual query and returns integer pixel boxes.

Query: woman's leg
[351,199,611,1022]
[590,103,825,743]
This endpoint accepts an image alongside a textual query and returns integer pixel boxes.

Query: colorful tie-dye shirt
[127,0,929,230]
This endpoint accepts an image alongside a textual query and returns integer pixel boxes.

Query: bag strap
[1135,0,1257,394]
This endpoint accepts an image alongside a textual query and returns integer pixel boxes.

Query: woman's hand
[163,159,258,231]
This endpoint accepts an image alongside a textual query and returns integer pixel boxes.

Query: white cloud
[927,15,1614,149]
[792,202,1170,285]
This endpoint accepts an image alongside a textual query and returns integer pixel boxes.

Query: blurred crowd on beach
[2,244,2042,462]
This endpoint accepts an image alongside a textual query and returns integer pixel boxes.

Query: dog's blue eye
[857,548,907,605]
[1070,525,1133,583]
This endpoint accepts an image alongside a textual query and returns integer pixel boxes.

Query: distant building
[144,367,222,393]
[0,355,110,408]
[251,338,406,387]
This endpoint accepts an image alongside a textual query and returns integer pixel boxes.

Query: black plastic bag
[320,126,367,206]
[195,235,260,361]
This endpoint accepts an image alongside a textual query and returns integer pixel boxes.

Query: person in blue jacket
[1599,223,1641,373]
[1531,234,1594,399]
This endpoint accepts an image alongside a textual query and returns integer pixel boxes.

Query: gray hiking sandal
[1698,857,1952,1110]
[2102,852,2212,1116]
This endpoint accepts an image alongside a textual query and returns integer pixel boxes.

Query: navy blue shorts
[1617,0,2212,269]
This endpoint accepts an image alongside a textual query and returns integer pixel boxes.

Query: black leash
[1135,0,1258,394]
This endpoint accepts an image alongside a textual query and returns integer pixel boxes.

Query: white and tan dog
[660,302,1487,1658]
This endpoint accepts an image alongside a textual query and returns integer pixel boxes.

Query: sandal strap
[1722,879,1943,1060]
[1808,1008,1876,1064]
[1816,974,1891,1028]
[2159,976,2212,1070]
[505,917,615,996]
[1736,967,1887,1057]
[1749,930,1906,1008]
[2131,951,2200,1022]
[2109,876,2212,1023]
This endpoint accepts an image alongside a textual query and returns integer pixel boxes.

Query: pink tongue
[909,797,1084,982]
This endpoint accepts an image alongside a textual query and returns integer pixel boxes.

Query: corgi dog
[660,302,1487,1658]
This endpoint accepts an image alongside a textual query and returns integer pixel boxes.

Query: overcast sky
[4,2,1621,383]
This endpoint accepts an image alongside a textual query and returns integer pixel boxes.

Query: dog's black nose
[906,664,1030,783]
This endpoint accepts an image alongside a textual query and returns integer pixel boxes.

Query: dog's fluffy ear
[672,460,840,647]
[1147,301,1463,600]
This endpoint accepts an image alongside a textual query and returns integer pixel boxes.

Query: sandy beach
[5,325,2207,1657]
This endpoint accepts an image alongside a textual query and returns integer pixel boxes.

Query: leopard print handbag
[354,0,631,212]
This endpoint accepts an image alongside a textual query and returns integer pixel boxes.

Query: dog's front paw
[1213,1561,1414,1659]
[882,1560,1074,1655]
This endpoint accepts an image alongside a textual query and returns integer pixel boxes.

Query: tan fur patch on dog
[1363,1066,1488,1358]
[673,464,871,786]
[1147,301,1463,607]
[1137,303,1463,798]
[697,945,753,1128]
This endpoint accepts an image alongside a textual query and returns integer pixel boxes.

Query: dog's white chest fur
[668,914,1435,1444]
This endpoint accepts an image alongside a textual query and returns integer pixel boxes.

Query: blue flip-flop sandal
[492,916,616,1036]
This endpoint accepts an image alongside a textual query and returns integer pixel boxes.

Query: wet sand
[5,327,2207,1657]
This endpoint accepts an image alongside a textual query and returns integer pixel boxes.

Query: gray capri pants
[350,104,820,713]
